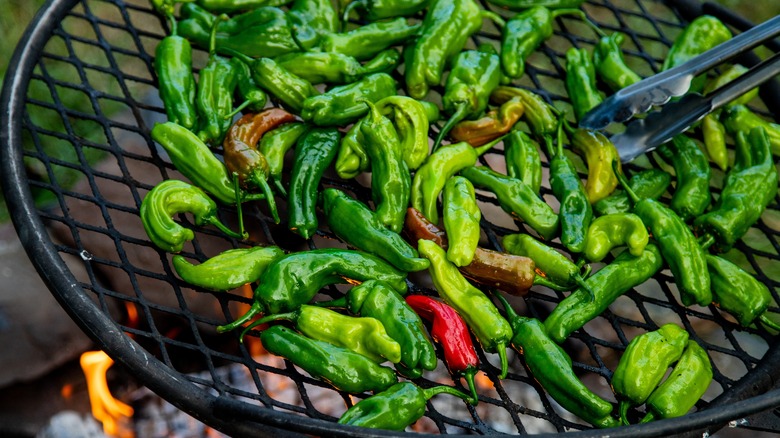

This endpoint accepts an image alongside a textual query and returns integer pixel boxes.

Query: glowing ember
[80,350,134,438]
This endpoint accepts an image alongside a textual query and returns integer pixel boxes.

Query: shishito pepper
[593,32,642,91]
[377,95,432,170]
[565,47,603,122]
[485,0,585,10]
[418,239,512,379]
[657,135,711,222]
[287,0,340,50]
[584,213,649,263]
[335,120,369,179]
[273,49,399,85]
[722,104,780,156]
[216,248,407,332]
[504,129,542,195]
[569,126,621,204]
[195,0,293,13]
[301,73,397,127]
[230,58,268,116]
[612,323,689,425]
[442,176,481,267]
[503,233,589,292]
[640,341,713,424]
[172,246,284,291]
[342,0,429,23]
[338,382,474,430]
[259,325,397,393]
[320,188,429,272]
[258,122,308,196]
[491,86,559,138]
[495,293,620,429]
[287,128,340,239]
[140,180,245,253]
[694,127,778,252]
[701,114,728,171]
[451,97,524,147]
[195,15,238,145]
[154,14,198,129]
[593,168,671,216]
[543,244,662,344]
[242,304,401,363]
[319,18,421,61]
[663,15,732,71]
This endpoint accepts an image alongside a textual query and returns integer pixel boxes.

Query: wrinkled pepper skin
[342,0,429,22]
[405,0,483,99]
[640,341,713,423]
[154,17,198,129]
[504,129,542,195]
[491,86,558,138]
[259,122,308,195]
[274,50,399,85]
[663,15,732,72]
[694,127,778,252]
[462,166,559,240]
[451,97,524,147]
[565,47,603,122]
[301,73,397,126]
[229,52,319,114]
[259,326,397,393]
[584,213,649,263]
[287,0,340,50]
[140,180,245,253]
[418,239,512,379]
[593,32,642,91]
[707,255,774,329]
[658,135,711,222]
[612,323,689,424]
[722,104,780,156]
[172,246,284,291]
[496,294,620,429]
[570,128,621,204]
[216,248,408,332]
[593,169,671,216]
[321,188,429,272]
[442,176,481,267]
[503,233,584,290]
[543,244,662,344]
[335,120,369,179]
[287,128,340,239]
[547,131,591,254]
[377,96,431,170]
[320,18,420,60]
[338,382,473,430]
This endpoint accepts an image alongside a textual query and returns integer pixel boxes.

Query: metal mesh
[5,0,780,435]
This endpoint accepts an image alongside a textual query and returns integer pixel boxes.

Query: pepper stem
[473,134,506,157]
[573,275,596,302]
[462,369,480,406]
[613,160,639,203]
[216,301,264,333]
[341,1,363,31]
[433,103,470,152]
[225,100,252,120]
[204,215,246,241]
[551,9,607,38]
[423,384,478,406]
[272,177,287,198]
[208,15,228,59]
[250,171,280,224]
[698,233,716,251]
[221,48,253,65]
[618,400,631,425]
[639,412,655,424]
[311,297,349,309]
[759,314,780,332]
[232,172,246,239]
[493,291,518,322]
[480,10,506,28]
[533,275,572,291]
[497,342,508,379]
[165,13,178,37]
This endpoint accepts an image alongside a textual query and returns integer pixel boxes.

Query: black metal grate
[2,0,780,436]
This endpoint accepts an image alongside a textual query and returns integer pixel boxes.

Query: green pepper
[172,246,284,291]
[320,18,421,61]
[593,169,671,216]
[491,86,558,138]
[614,162,711,307]
[301,73,397,127]
[334,119,368,179]
[701,113,728,171]
[418,239,512,379]
[584,213,648,263]
[450,97,525,147]
[434,47,503,151]
[504,129,542,195]
[707,254,780,330]
[593,32,642,91]
[495,294,620,429]
[288,128,340,239]
[258,122,308,196]
[503,233,589,291]
[140,180,245,253]
[657,134,711,222]
[640,341,713,424]
[342,0,429,23]
[722,104,780,156]
[461,166,559,240]
[404,0,483,99]
[259,325,398,393]
[569,126,621,204]
[287,0,340,50]
[216,248,407,332]
[321,188,429,272]
[154,15,198,129]
[485,0,584,10]
[377,95,432,170]
[565,47,603,122]
[195,0,293,13]
[544,244,662,344]
[230,58,268,116]
[662,15,732,92]
[338,382,474,430]
[694,127,778,252]
[442,176,481,267]
[273,49,399,85]
[703,64,759,107]
[317,280,438,377]
[612,323,689,424]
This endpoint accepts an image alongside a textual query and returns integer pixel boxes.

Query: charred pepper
[486,0,585,10]
[451,97,525,147]
[172,246,285,291]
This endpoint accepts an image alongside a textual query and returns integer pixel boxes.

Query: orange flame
[80,351,134,438]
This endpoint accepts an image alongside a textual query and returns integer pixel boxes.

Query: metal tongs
[579,14,780,162]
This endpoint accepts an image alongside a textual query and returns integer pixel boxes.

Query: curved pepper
[258,122,308,196]
[154,14,198,129]
[593,32,642,91]
[640,341,713,424]
[287,127,340,239]
[584,213,648,263]
[495,294,620,429]
[321,188,429,272]
[442,176,481,267]
[287,0,340,50]
[543,244,662,344]
[695,127,778,252]
[662,16,732,89]
[195,15,238,145]
[491,86,559,138]
[320,18,421,60]
[338,382,474,430]
[140,180,245,253]
[703,64,759,107]
[701,113,728,171]
[216,248,407,332]
[565,47,603,122]
[301,73,397,127]
[243,304,401,363]
[504,129,542,195]
[172,246,284,291]
[657,134,711,222]
[335,120,369,180]
[612,323,689,424]
[418,239,512,379]
[707,254,779,330]
[451,97,524,147]
[259,325,397,393]
[342,0,429,23]
[722,104,780,155]
[503,233,588,292]
[593,169,671,216]
[569,126,621,204]
[274,50,399,85]
[230,58,267,117]
[406,295,480,402]
[376,95,431,170]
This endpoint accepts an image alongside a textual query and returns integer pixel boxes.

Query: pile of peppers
[140,0,780,431]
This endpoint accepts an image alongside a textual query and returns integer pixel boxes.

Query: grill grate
[2,0,780,435]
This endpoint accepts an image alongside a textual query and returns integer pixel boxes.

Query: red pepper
[405,295,479,403]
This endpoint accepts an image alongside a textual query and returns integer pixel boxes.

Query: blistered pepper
[216,248,407,332]
[565,47,603,122]
[274,49,399,85]
[301,73,397,127]
[320,18,420,60]
[451,97,524,147]
[657,134,711,222]
[593,169,671,216]
[154,14,198,129]
[491,86,558,138]
[172,246,284,291]
[504,129,542,195]
[593,32,642,91]
[543,244,662,344]
[584,213,648,263]
[442,176,481,267]
[612,324,689,424]
[503,233,589,292]
[342,0,429,23]
[140,180,245,253]
[287,0,340,50]
[722,104,780,155]
[321,188,429,272]
[569,126,621,204]
[258,122,308,196]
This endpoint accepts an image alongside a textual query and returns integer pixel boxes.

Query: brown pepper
[450,98,524,147]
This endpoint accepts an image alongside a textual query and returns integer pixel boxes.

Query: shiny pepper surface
[543,244,662,344]
[154,16,198,129]
[172,246,284,291]
[584,213,648,263]
[231,58,267,115]
[451,97,524,147]
[503,233,587,291]
[321,188,429,272]
[722,104,780,155]
[259,326,397,393]
[216,249,407,333]
[612,323,689,424]
[342,0,429,22]
[658,134,711,222]
[565,47,603,122]
[694,127,778,252]
[140,180,245,253]
[707,255,777,330]
[259,122,308,196]
[504,129,542,195]
[195,0,294,13]
[195,15,238,145]
[320,18,421,60]
[491,86,558,138]
[546,129,591,253]
[301,73,397,127]
[570,127,621,204]
[338,382,473,430]
[442,177,481,267]
[593,169,671,216]
[335,120,368,179]
[486,0,585,10]
[496,294,620,429]
[287,0,340,50]
[593,32,641,91]
[405,0,483,99]
[377,96,432,170]
[274,50,399,85]
[418,239,512,379]
[663,15,732,71]
[701,113,728,171]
